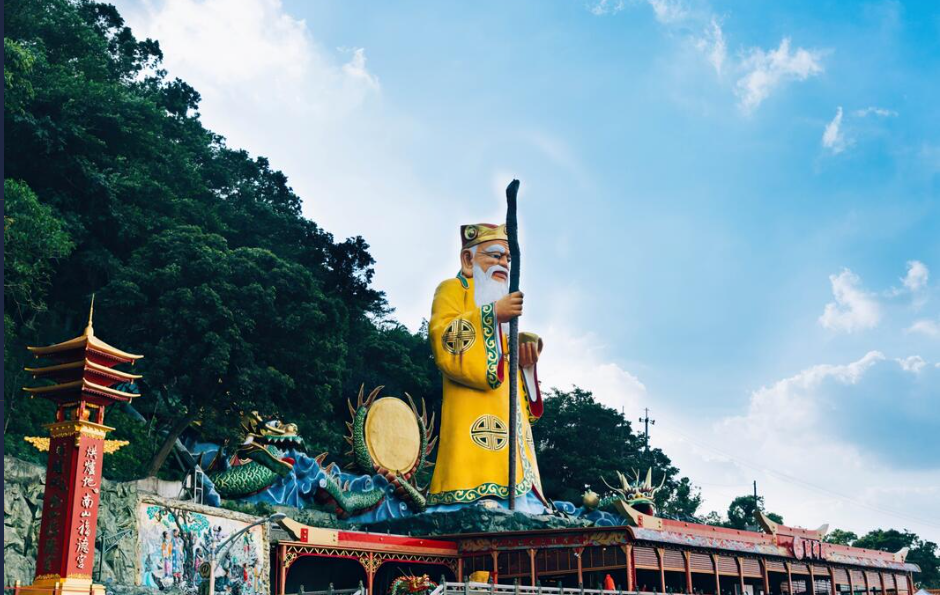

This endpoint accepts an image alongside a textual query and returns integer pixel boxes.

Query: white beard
[473,262,510,334]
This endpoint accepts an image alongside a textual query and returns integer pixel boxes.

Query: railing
[296,583,367,595]
[433,582,666,595]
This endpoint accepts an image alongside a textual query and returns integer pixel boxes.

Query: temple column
[761,561,770,595]
[713,555,721,595]
[828,568,837,595]
[657,549,666,594]
[576,547,584,587]
[785,563,793,595]
[737,558,745,595]
[622,545,635,592]
[278,546,287,595]
[529,549,537,586]
[684,551,693,595]
[491,551,500,584]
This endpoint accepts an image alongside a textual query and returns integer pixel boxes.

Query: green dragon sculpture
[208,411,386,515]
[388,575,437,595]
[345,385,437,513]
[582,467,666,517]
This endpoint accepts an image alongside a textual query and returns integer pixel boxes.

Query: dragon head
[603,468,665,517]
[389,575,437,595]
[240,411,305,451]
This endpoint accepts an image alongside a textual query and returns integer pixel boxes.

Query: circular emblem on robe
[442,318,476,354]
[364,397,421,473]
[470,415,508,451]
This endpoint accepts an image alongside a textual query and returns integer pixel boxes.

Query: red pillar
[26,422,109,595]
[737,558,745,595]
[366,553,376,594]
[786,563,793,595]
[278,545,288,595]
[576,547,585,587]
[623,545,635,592]
[761,561,770,595]
[684,552,693,595]
[657,549,666,594]
[529,549,537,587]
[713,555,722,595]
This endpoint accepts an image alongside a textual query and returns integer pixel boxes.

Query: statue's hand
[519,340,539,367]
[495,291,523,323]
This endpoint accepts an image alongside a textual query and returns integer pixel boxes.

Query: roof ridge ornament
[85,294,95,337]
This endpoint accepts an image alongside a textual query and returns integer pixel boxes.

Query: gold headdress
[460,223,508,250]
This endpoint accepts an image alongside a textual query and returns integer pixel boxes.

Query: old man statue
[427,222,547,512]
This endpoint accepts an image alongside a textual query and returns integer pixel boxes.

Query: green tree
[725,494,783,530]
[98,225,348,474]
[3,179,73,444]
[535,387,702,518]
[854,530,939,588]
[824,529,859,546]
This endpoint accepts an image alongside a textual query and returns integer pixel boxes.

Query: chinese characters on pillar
[75,444,99,570]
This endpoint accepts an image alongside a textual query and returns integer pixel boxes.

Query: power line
[660,425,940,531]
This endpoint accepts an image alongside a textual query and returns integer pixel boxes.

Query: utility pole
[638,408,655,466]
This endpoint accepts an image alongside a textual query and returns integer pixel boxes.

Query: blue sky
[119,0,939,540]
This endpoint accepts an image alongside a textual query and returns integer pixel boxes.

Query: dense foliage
[3,0,436,477]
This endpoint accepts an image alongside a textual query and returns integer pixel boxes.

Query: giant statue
[426,222,547,512]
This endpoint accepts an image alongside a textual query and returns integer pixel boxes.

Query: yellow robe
[427,273,543,506]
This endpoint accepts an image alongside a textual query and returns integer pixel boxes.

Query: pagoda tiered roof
[24,300,142,404]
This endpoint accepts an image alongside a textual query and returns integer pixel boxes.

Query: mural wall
[136,497,268,595]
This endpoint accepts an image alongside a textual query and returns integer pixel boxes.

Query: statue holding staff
[426,190,547,512]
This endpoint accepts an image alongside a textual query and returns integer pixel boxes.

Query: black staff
[505,179,521,510]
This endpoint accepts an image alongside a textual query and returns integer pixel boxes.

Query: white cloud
[694,17,726,75]
[341,47,380,90]
[538,324,648,414]
[902,260,929,292]
[907,318,940,338]
[589,0,625,16]
[853,107,898,118]
[661,353,940,541]
[822,106,847,154]
[646,0,688,24]
[735,38,824,113]
[897,355,927,374]
[819,269,881,333]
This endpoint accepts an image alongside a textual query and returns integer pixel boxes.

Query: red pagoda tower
[20,300,142,595]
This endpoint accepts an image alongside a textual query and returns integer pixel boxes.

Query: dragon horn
[601,475,621,493]
[313,452,328,465]
[366,385,383,407]
[357,384,365,408]
[658,474,666,491]
[426,435,439,453]
[348,399,357,418]
[645,467,653,489]
[421,398,429,426]
[617,471,631,490]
